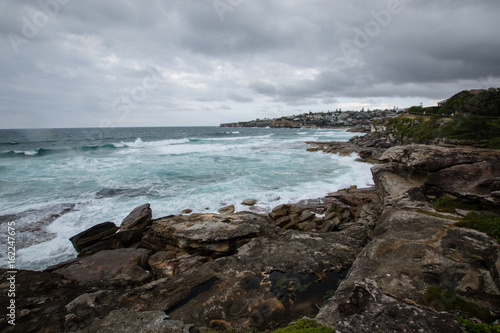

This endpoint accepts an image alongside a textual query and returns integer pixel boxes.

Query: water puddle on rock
[269,269,347,318]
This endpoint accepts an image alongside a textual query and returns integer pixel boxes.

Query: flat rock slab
[144,213,272,254]
[53,248,151,288]
[76,309,189,333]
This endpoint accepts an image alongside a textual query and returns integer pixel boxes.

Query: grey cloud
[1,0,500,128]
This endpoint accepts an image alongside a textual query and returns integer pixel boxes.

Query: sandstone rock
[298,210,316,223]
[53,248,152,288]
[69,222,119,252]
[275,215,291,228]
[77,229,144,257]
[76,309,189,333]
[120,203,152,231]
[148,251,209,278]
[218,205,235,214]
[320,218,340,232]
[317,279,465,333]
[269,204,290,220]
[78,237,124,257]
[242,199,257,206]
[0,269,91,333]
[297,221,317,231]
[147,250,178,278]
[142,212,272,255]
[181,209,193,214]
[317,209,500,328]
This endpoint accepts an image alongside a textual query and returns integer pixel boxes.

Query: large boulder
[140,212,272,255]
[120,203,152,231]
[69,222,119,252]
[377,145,500,210]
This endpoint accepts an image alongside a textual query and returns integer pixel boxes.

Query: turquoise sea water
[0,127,373,270]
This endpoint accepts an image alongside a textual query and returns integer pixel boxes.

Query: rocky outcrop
[139,212,272,256]
[306,131,392,163]
[4,143,500,332]
[47,248,152,288]
[317,145,500,331]
[268,187,379,233]
[120,203,152,231]
[69,222,119,252]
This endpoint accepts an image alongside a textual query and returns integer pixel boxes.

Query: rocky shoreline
[1,134,500,332]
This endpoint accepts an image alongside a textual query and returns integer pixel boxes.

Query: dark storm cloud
[1,0,499,128]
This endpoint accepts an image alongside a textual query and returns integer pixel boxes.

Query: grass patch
[206,319,334,333]
[416,210,461,221]
[455,212,500,243]
[434,196,480,213]
[457,316,500,333]
[423,286,495,323]
[270,319,334,333]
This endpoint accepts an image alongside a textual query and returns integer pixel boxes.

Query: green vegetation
[423,285,495,323]
[269,319,334,333]
[206,319,334,333]
[457,316,500,333]
[434,196,480,213]
[387,114,500,148]
[440,89,500,118]
[387,88,500,148]
[455,212,500,243]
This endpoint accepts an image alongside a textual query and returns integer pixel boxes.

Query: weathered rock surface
[140,212,272,256]
[218,204,235,214]
[242,199,258,206]
[316,144,500,331]
[49,248,151,288]
[317,279,465,333]
[0,268,91,333]
[76,309,190,333]
[69,221,119,252]
[120,203,152,231]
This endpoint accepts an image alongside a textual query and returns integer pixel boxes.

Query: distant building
[469,89,487,96]
[437,99,447,107]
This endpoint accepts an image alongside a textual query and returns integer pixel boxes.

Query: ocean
[0,127,373,271]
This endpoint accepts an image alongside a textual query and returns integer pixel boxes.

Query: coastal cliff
[2,138,500,332]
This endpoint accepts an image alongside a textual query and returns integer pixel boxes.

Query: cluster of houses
[221,109,399,128]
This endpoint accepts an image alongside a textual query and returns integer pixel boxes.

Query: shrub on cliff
[386,114,500,148]
[456,213,500,243]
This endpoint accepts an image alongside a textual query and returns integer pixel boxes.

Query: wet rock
[69,222,119,252]
[242,199,258,206]
[269,204,290,220]
[120,203,152,231]
[218,205,235,214]
[298,210,316,223]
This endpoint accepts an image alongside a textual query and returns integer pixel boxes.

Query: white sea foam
[0,127,371,270]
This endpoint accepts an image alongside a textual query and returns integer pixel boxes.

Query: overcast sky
[1,0,500,128]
